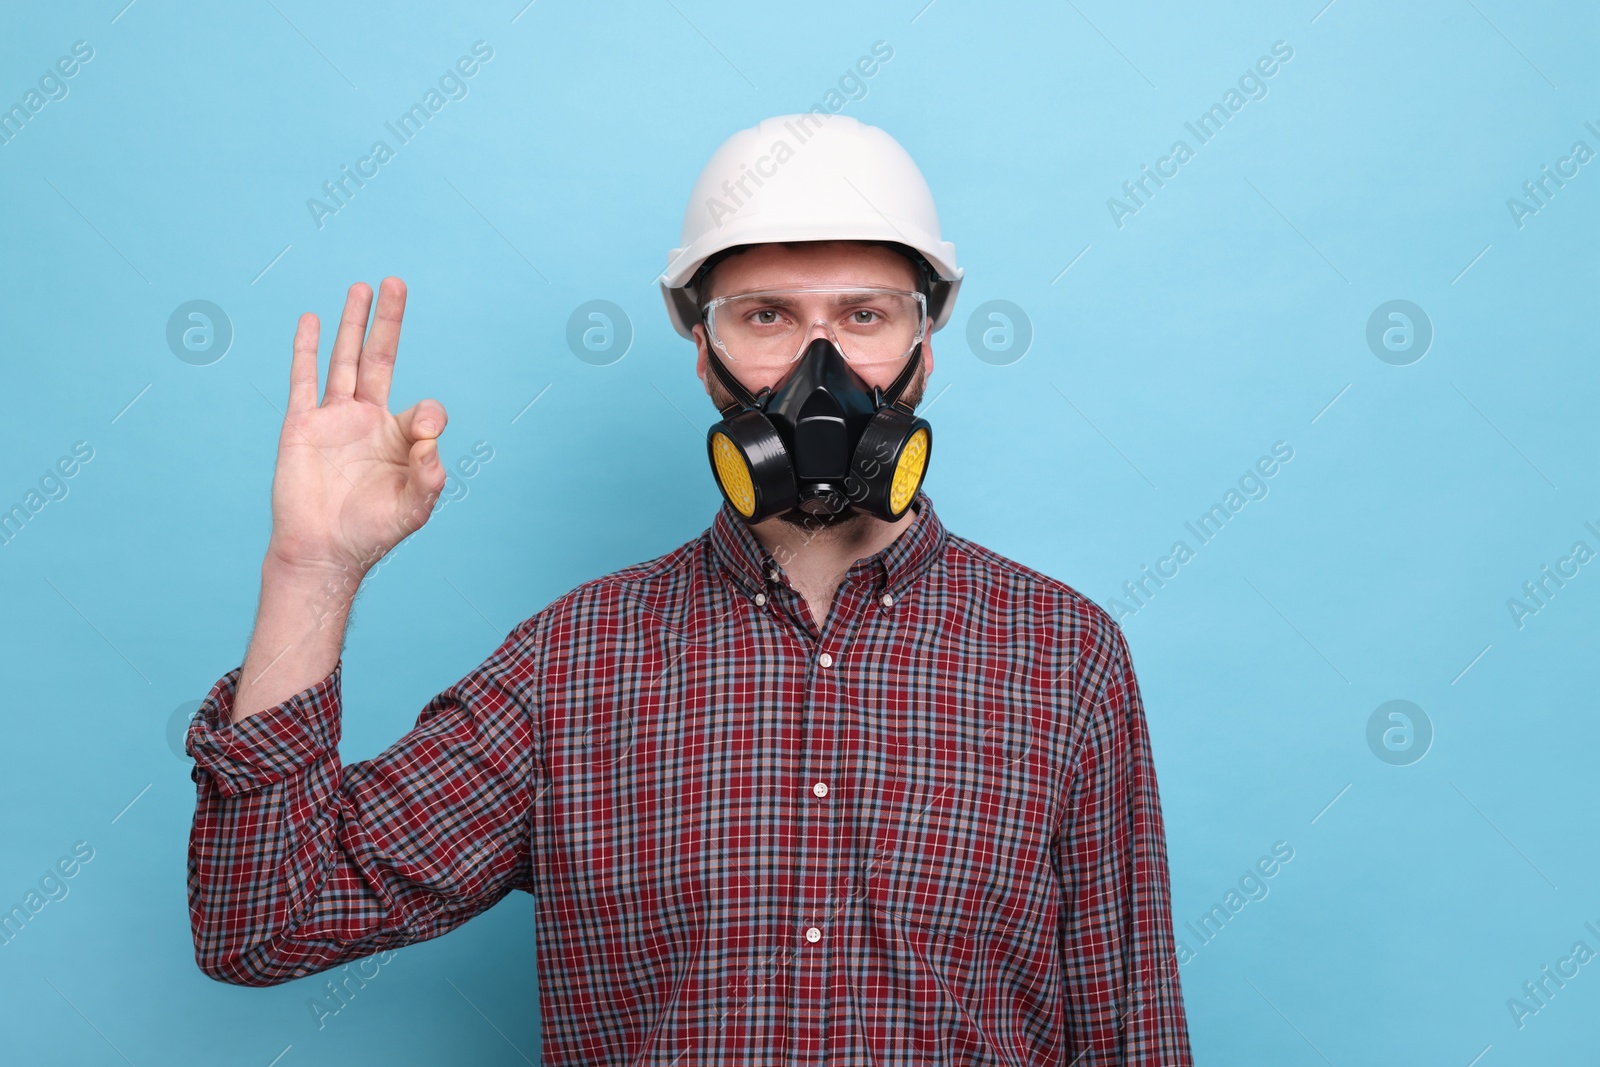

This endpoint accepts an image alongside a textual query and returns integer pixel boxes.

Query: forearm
[1059,620,1193,1063]
[190,744,475,986]
[186,623,542,986]
[232,554,359,725]
[190,711,350,985]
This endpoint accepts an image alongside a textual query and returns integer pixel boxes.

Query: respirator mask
[701,285,932,525]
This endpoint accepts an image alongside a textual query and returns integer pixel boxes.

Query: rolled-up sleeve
[185,618,546,986]
[1056,619,1193,1064]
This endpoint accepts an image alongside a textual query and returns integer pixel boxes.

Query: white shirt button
[812,782,828,798]
[768,568,780,581]
[818,652,833,668]
[880,593,895,607]
[753,592,767,606]
[805,926,822,943]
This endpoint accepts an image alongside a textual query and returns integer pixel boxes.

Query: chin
[776,503,862,531]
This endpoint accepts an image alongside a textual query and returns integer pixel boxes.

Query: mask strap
[705,346,762,415]
[880,342,923,412]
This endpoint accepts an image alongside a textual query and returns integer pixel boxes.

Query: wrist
[262,545,362,609]
[264,536,356,580]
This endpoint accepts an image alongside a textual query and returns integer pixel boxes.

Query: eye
[746,307,787,327]
[849,308,881,325]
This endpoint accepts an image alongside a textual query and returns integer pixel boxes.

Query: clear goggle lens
[703,286,927,367]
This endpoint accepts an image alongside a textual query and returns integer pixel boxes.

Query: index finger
[354,276,407,407]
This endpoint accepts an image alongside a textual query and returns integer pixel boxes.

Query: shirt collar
[709,488,947,601]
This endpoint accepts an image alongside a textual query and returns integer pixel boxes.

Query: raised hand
[267,277,448,584]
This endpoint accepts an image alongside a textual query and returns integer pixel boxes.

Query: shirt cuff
[186,660,344,798]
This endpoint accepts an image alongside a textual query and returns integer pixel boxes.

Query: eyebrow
[725,290,896,306]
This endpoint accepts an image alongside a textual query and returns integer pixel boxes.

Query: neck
[747,502,919,630]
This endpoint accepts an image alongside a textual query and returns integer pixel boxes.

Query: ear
[921,329,934,382]
[693,323,710,396]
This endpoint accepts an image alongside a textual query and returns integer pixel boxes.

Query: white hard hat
[659,114,963,341]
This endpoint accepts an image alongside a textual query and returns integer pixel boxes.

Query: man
[187,114,1194,1064]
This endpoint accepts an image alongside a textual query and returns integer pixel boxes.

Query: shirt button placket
[796,617,846,1062]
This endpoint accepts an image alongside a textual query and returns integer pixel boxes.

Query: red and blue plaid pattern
[187,489,1193,1064]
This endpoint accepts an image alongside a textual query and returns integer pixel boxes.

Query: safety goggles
[701,285,928,368]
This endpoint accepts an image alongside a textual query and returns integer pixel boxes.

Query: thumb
[400,435,447,527]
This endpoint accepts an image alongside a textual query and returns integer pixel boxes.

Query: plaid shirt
[187,489,1193,1065]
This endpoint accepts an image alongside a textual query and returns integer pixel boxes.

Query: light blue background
[2,0,1596,1062]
